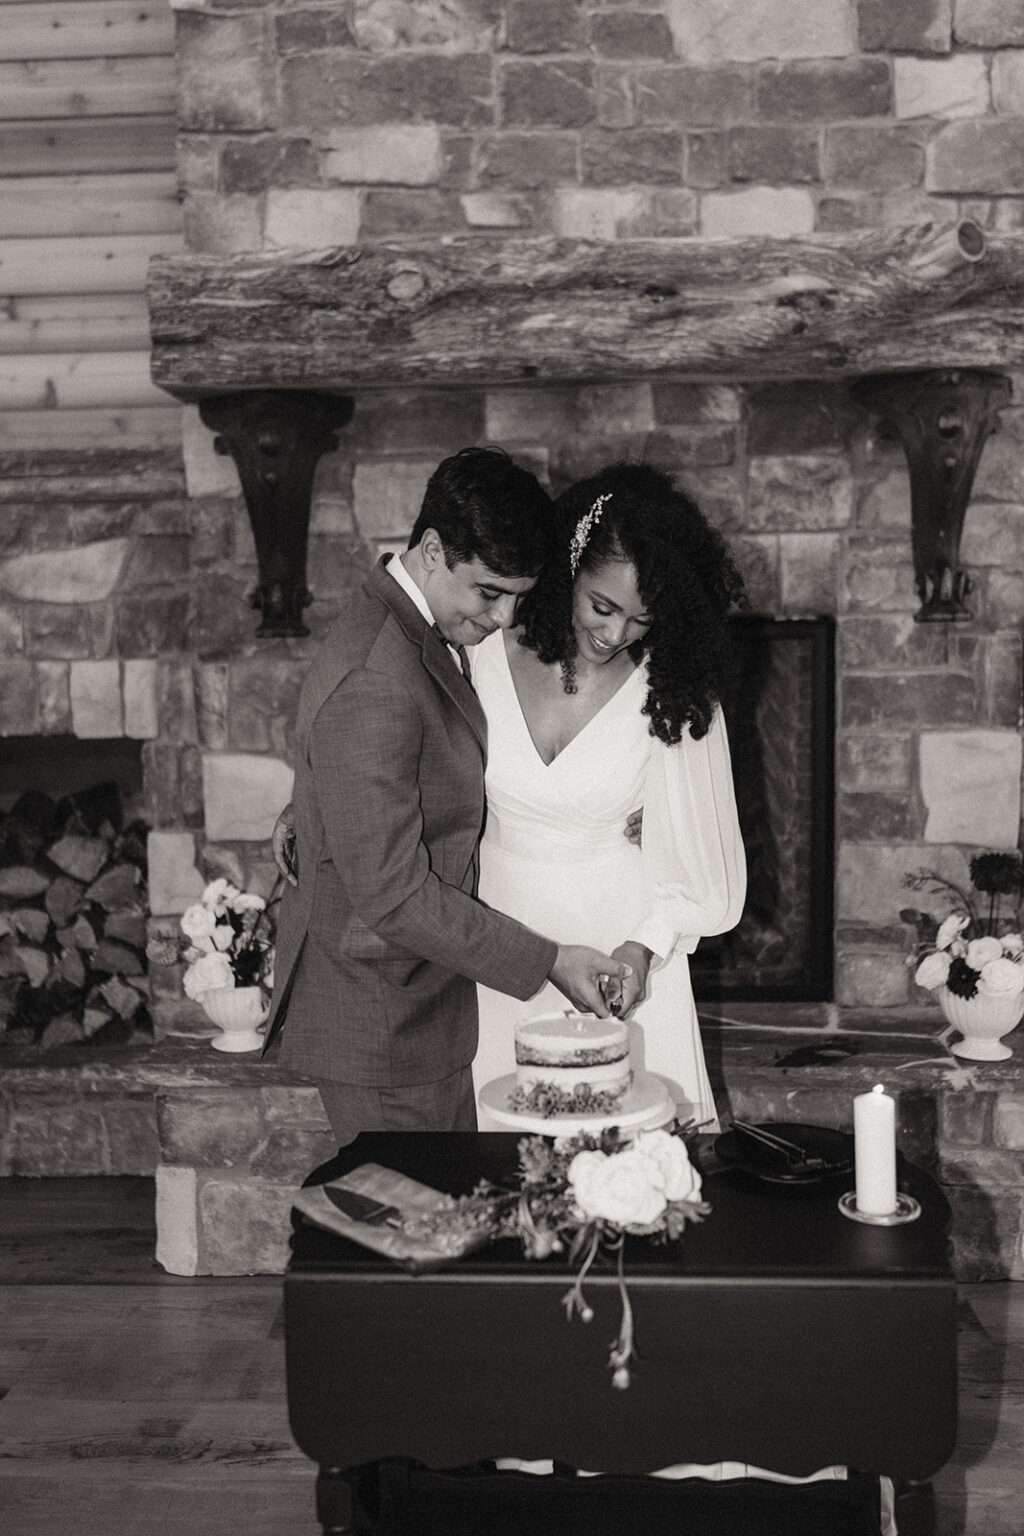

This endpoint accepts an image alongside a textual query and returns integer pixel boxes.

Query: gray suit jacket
[263,559,556,1086]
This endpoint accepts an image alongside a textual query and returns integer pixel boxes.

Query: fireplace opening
[0,736,144,811]
[691,617,835,1004]
[1,737,151,1049]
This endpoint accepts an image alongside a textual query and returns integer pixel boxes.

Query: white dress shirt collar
[385,552,465,672]
[385,550,436,629]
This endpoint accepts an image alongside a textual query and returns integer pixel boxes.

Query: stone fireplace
[4,0,1024,1275]
[141,1,1024,1021]
[139,266,1024,1024]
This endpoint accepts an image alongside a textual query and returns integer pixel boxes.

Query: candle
[853,1084,898,1216]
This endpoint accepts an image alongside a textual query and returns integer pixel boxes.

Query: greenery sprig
[400,1125,709,1389]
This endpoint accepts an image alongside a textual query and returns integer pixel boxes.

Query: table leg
[316,1464,384,1536]
[315,1466,353,1535]
[893,1480,936,1536]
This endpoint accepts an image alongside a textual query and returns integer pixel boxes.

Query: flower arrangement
[902,850,1024,1002]
[147,878,275,1000]
[507,1081,628,1118]
[403,1124,709,1389]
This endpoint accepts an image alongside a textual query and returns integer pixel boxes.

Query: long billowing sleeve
[629,707,746,965]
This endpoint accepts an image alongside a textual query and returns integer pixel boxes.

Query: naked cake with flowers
[477,1009,675,1135]
[512,1013,631,1115]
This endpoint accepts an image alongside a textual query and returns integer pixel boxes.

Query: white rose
[183,950,235,1000]
[180,903,217,948]
[977,956,1024,999]
[566,1148,606,1185]
[967,936,1003,971]
[568,1147,667,1228]
[1002,933,1024,958]
[201,878,241,911]
[210,922,234,952]
[229,892,266,913]
[914,950,951,990]
[936,913,969,951]
[633,1128,702,1203]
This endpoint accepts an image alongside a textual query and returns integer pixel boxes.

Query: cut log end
[904,219,988,283]
[957,219,986,262]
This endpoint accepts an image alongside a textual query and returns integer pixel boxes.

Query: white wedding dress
[470,630,747,1131]
[468,644,894,1530]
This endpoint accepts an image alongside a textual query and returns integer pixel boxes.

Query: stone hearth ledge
[2,1012,1023,1281]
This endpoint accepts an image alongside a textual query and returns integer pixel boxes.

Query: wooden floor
[0,1179,1022,1536]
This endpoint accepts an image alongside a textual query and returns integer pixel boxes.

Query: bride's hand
[623,808,643,848]
[606,942,652,1017]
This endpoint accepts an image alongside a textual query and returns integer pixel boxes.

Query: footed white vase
[939,984,1024,1061]
[199,986,268,1052]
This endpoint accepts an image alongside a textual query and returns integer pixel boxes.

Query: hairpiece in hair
[568,493,612,577]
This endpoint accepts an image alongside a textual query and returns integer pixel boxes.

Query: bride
[471,461,746,1129]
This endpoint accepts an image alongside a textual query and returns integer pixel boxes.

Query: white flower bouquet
[402,1124,709,1389]
[903,852,1024,1002]
[148,878,276,1000]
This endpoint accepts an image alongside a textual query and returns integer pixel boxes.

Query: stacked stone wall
[174,0,1024,251]
[168,0,1024,1012]
[6,0,1024,1023]
[3,388,1022,1017]
[181,364,1024,1013]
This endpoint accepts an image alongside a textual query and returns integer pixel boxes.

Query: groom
[264,447,629,1145]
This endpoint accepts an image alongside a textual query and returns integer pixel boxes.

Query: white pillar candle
[853,1083,898,1216]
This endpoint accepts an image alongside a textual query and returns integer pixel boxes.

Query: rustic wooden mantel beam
[146,221,1024,399]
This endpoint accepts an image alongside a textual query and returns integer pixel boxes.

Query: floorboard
[1,1178,1022,1536]
[0,1176,171,1284]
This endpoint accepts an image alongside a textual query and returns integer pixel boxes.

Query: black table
[285,1132,957,1534]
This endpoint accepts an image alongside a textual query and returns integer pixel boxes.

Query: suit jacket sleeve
[310,667,557,998]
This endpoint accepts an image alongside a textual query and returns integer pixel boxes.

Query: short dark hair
[408,446,554,578]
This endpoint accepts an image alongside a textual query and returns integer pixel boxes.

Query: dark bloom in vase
[970,852,1023,897]
[946,954,980,1000]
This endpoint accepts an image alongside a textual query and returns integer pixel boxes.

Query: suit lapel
[368,561,488,751]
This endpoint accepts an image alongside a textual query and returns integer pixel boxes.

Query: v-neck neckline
[498,631,643,768]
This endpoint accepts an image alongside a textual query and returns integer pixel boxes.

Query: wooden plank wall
[0,0,183,448]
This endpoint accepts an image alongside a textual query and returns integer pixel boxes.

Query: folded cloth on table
[292,1162,487,1273]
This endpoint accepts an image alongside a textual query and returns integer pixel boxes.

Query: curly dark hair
[516,462,746,745]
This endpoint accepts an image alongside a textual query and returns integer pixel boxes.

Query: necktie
[433,626,474,690]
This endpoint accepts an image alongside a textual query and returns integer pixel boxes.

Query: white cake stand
[477,1071,675,1138]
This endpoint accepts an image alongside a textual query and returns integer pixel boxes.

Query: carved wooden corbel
[851,370,1012,622]
[199,391,354,637]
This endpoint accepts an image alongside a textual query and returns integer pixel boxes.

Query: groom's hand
[272,801,298,887]
[550,946,632,1018]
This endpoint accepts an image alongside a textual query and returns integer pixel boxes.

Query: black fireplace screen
[690,615,835,1004]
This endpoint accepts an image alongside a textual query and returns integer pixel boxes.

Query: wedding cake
[476,1009,675,1137]
[513,1014,631,1111]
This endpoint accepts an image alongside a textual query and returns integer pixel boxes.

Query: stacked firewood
[0,783,150,1047]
